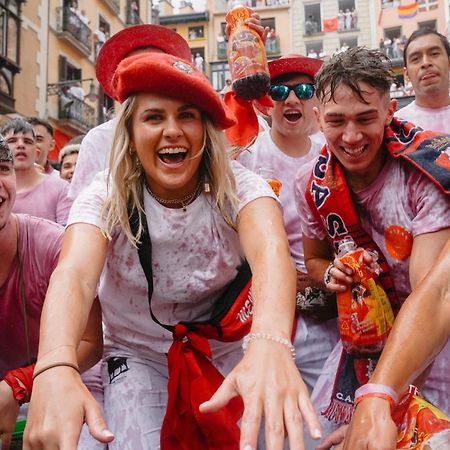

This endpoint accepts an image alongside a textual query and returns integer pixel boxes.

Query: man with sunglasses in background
[237,55,339,407]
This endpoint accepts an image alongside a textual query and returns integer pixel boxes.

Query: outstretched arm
[200,197,321,450]
[342,234,450,450]
[24,224,113,450]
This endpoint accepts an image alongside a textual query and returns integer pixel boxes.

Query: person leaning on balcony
[394,28,450,134]
[68,17,268,201]
[1,118,72,226]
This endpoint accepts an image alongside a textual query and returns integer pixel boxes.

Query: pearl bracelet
[242,332,296,360]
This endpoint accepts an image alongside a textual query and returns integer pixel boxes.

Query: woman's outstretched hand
[23,367,114,450]
[200,338,321,450]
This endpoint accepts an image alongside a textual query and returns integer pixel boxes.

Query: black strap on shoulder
[128,200,252,336]
[128,204,174,333]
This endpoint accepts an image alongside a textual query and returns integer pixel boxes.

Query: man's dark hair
[0,117,36,139]
[403,28,450,67]
[315,47,394,104]
[26,117,54,137]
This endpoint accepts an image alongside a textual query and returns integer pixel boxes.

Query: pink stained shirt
[237,130,325,272]
[13,175,73,226]
[295,156,450,303]
[0,215,63,378]
[68,119,115,201]
[395,100,450,134]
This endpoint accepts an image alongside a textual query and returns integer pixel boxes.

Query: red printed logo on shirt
[384,225,413,261]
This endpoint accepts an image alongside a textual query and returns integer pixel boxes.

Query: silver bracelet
[323,262,334,286]
[242,332,296,360]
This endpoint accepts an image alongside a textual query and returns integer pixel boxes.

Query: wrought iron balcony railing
[58,94,96,131]
[58,7,92,54]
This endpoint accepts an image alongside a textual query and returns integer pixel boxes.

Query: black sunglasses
[269,83,315,102]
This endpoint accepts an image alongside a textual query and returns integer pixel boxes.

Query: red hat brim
[268,54,323,81]
[112,53,236,130]
[96,24,192,100]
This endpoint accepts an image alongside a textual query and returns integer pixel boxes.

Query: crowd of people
[0,18,449,450]
[337,8,357,32]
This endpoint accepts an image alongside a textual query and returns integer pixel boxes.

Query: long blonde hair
[102,94,239,246]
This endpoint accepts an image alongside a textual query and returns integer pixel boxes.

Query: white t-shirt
[395,100,450,134]
[68,119,115,200]
[295,156,450,303]
[237,130,325,271]
[68,160,277,357]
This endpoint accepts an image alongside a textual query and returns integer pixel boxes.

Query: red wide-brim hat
[112,53,236,130]
[268,54,323,80]
[96,24,192,100]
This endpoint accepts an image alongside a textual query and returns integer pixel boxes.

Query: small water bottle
[257,167,282,196]
[337,236,358,258]
[225,2,270,100]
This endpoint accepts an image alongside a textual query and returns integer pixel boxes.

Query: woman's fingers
[239,395,263,450]
[298,388,321,442]
[283,394,304,450]
[199,376,239,414]
[84,401,114,443]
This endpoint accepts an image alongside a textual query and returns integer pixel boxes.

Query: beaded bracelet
[32,362,80,381]
[242,332,296,360]
[354,383,398,410]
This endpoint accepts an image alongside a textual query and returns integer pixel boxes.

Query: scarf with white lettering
[304,118,450,424]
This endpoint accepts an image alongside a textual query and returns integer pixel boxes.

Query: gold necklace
[145,181,202,212]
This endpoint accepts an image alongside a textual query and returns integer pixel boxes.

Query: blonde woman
[25,53,320,450]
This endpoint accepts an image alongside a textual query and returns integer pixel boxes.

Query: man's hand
[225,12,269,43]
[315,425,347,450]
[342,397,397,450]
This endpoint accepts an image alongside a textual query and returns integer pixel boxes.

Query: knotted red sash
[161,272,253,450]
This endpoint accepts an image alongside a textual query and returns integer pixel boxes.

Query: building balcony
[214,0,289,12]
[265,36,280,56]
[101,0,120,15]
[57,95,96,134]
[56,7,92,56]
[0,90,15,114]
[338,26,359,34]
[126,11,144,25]
[217,40,227,60]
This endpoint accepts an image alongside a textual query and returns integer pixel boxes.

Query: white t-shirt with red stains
[295,155,450,303]
[237,130,325,272]
[395,100,450,134]
[68,160,277,357]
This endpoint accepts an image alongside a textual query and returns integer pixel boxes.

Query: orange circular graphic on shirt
[384,225,413,261]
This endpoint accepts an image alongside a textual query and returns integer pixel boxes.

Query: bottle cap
[257,167,274,179]
[337,236,357,256]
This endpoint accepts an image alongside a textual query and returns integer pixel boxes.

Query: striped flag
[397,2,418,19]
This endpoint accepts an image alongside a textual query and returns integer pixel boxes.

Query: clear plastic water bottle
[225,2,270,100]
[257,167,282,196]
